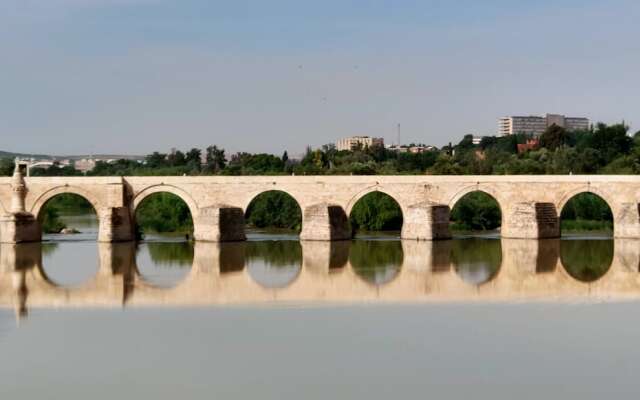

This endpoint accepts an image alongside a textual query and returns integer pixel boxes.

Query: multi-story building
[336,136,384,151]
[499,114,589,136]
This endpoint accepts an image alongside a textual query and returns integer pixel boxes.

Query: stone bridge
[1,239,639,318]
[1,165,640,242]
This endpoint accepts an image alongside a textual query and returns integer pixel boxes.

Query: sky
[0,0,638,156]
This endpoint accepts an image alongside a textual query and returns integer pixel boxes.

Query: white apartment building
[499,114,590,136]
[336,136,384,151]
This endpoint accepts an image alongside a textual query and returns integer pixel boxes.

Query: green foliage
[349,240,403,284]
[560,192,612,221]
[350,192,403,232]
[451,238,502,284]
[245,191,302,230]
[560,192,613,232]
[146,242,194,266]
[450,192,501,231]
[0,158,15,176]
[30,163,82,176]
[45,193,94,212]
[37,194,95,233]
[38,207,66,233]
[539,124,571,150]
[244,240,303,266]
[135,193,194,234]
[560,239,613,282]
[205,145,227,173]
[224,152,285,175]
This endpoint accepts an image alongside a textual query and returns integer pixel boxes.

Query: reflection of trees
[451,238,501,285]
[145,242,194,267]
[561,239,613,282]
[245,241,302,267]
[41,243,59,256]
[350,240,403,285]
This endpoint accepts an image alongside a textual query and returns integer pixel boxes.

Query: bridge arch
[448,185,503,213]
[348,189,405,236]
[557,186,616,216]
[558,188,614,235]
[449,187,503,233]
[30,185,103,220]
[345,186,406,217]
[242,187,302,213]
[243,189,303,232]
[130,184,199,220]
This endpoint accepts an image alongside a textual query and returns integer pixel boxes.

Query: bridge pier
[300,203,351,241]
[613,203,640,238]
[193,205,246,242]
[502,202,560,239]
[301,240,350,272]
[401,202,451,240]
[0,164,40,244]
[98,207,134,242]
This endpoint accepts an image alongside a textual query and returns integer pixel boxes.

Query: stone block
[300,203,351,241]
[502,202,559,239]
[0,212,41,243]
[613,203,640,238]
[194,205,246,242]
[401,203,451,240]
[99,207,134,242]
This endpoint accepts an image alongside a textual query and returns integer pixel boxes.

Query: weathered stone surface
[0,213,41,243]
[99,207,133,242]
[401,202,451,240]
[300,203,350,241]
[1,175,640,241]
[502,202,560,239]
[194,205,246,242]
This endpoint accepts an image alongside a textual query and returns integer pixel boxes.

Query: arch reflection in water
[349,240,403,286]
[135,241,194,288]
[245,240,302,288]
[560,239,613,282]
[451,238,502,286]
[40,241,100,287]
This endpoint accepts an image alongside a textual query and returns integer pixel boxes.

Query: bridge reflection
[0,238,638,319]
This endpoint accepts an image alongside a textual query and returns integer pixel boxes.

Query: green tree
[205,145,226,173]
[0,158,15,176]
[245,191,302,230]
[539,124,570,150]
[145,152,168,168]
[451,192,501,231]
[350,192,403,232]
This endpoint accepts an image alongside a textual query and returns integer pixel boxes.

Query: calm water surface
[0,214,638,398]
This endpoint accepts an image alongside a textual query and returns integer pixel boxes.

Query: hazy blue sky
[1,0,638,156]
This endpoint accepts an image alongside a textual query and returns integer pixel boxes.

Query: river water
[0,214,638,398]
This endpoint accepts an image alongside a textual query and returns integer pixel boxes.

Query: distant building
[472,136,483,145]
[387,144,436,153]
[499,114,589,136]
[517,138,540,153]
[336,136,384,151]
[74,158,97,173]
